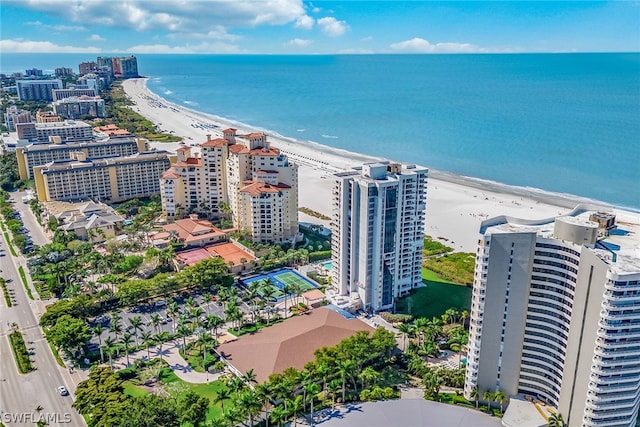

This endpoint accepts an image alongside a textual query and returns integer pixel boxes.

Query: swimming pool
[322,261,333,270]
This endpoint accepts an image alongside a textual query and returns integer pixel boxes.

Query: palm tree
[121,332,134,367]
[358,366,379,390]
[109,316,123,357]
[243,368,257,388]
[150,313,162,334]
[103,337,116,368]
[304,382,321,426]
[177,322,190,350]
[197,333,213,371]
[483,390,494,412]
[92,325,105,363]
[129,316,144,347]
[494,390,507,414]
[154,331,170,362]
[327,379,341,409]
[140,330,153,361]
[167,301,179,327]
[207,315,224,339]
[255,383,273,427]
[470,386,479,409]
[239,391,262,427]
[287,395,303,427]
[337,359,355,403]
[397,322,413,351]
[269,405,287,427]
[282,284,293,315]
[214,387,231,417]
[547,412,566,427]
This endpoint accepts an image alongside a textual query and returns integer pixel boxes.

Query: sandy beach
[122,78,637,252]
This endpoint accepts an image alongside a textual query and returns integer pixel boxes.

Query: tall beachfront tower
[464,206,640,427]
[330,162,427,313]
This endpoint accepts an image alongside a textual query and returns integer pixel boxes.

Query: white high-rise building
[330,162,427,313]
[464,206,640,427]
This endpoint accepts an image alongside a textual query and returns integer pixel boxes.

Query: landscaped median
[1,278,11,307]
[18,266,34,300]
[9,330,34,373]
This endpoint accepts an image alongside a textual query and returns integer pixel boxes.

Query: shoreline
[122,78,638,252]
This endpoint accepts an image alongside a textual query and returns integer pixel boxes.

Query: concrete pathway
[109,337,225,383]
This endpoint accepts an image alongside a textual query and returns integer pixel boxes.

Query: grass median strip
[18,266,34,300]
[9,330,34,374]
[1,279,11,307]
[3,232,17,256]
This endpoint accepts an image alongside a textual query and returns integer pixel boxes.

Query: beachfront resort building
[464,206,640,427]
[16,120,94,143]
[17,136,148,180]
[160,129,299,244]
[3,106,32,131]
[52,87,97,101]
[330,162,427,313]
[33,150,170,203]
[52,96,106,119]
[15,79,63,102]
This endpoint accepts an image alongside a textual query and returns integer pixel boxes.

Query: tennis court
[242,269,318,301]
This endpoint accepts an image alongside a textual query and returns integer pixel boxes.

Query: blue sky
[1,1,638,54]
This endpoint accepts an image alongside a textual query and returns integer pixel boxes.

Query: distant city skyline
[1,1,638,54]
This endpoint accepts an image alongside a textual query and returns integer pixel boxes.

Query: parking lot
[87,289,247,350]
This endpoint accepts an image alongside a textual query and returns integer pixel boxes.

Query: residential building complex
[52,87,97,101]
[78,62,97,75]
[17,135,148,180]
[16,120,94,143]
[97,56,139,78]
[16,79,62,101]
[53,96,106,119]
[42,200,124,242]
[464,206,640,427]
[35,110,61,123]
[330,162,427,313]
[160,129,299,243]
[33,150,170,203]
[3,106,32,131]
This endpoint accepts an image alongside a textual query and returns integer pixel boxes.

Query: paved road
[0,200,85,426]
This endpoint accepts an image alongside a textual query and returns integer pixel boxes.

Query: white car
[57,386,68,396]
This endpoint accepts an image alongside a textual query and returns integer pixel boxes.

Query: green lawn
[395,269,472,319]
[124,366,233,422]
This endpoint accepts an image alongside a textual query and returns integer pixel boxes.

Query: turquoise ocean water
[2,53,639,210]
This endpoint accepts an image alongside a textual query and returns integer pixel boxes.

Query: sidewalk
[108,338,224,383]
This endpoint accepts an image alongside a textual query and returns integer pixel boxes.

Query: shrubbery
[9,331,33,373]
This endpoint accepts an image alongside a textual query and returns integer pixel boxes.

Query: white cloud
[126,42,243,54]
[285,38,312,47]
[389,37,488,53]
[294,15,314,30]
[0,39,100,53]
[26,20,85,31]
[317,17,348,37]
[87,34,105,42]
[24,0,309,34]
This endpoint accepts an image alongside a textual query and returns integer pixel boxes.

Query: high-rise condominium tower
[330,162,427,313]
[464,206,640,427]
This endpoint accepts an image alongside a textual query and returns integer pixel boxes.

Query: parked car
[154,300,167,308]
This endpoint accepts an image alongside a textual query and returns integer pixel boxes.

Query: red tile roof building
[160,129,298,244]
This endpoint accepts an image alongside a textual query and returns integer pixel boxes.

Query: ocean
[2,53,639,210]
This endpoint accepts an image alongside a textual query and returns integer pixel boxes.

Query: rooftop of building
[217,307,375,383]
[38,150,169,171]
[481,204,640,275]
[239,181,291,196]
[162,216,225,244]
[335,161,428,182]
[31,120,92,128]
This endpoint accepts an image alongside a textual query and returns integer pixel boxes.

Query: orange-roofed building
[160,129,298,244]
[162,214,226,247]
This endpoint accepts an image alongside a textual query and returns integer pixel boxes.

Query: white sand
[122,78,636,252]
